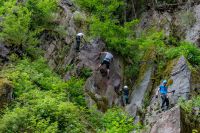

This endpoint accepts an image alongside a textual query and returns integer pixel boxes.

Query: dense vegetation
[0,0,60,57]
[0,0,143,132]
[0,0,199,132]
[179,96,200,131]
[0,58,141,132]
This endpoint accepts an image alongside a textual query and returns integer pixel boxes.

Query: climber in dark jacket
[96,51,113,78]
[123,85,129,105]
[75,32,84,52]
[156,80,169,111]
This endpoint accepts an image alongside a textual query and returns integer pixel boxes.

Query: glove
[155,95,158,98]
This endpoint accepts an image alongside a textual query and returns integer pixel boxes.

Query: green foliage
[179,96,200,131]
[0,1,37,47]
[75,0,142,79]
[179,96,200,113]
[0,57,89,132]
[78,67,93,79]
[25,0,58,30]
[0,57,142,132]
[165,42,200,66]
[2,57,86,106]
[73,11,87,27]
[0,0,60,57]
[0,90,86,133]
[74,0,123,17]
[99,108,141,133]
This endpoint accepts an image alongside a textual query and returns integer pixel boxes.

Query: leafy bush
[73,11,87,27]
[25,0,59,30]
[0,58,142,132]
[99,108,142,133]
[78,67,93,79]
[2,57,86,106]
[165,42,200,66]
[0,1,37,47]
[179,96,200,113]
[0,90,87,133]
[179,96,200,131]
[0,0,60,56]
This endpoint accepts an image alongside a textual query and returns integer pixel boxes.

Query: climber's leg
[125,96,129,105]
[161,94,166,110]
[166,97,169,110]
[105,61,110,78]
[106,69,110,79]
[76,41,80,52]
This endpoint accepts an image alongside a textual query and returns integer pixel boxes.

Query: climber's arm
[155,88,160,98]
[96,52,103,61]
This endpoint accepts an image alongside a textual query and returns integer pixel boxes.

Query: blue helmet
[163,80,167,84]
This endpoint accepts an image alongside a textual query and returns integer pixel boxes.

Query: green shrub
[99,108,142,133]
[179,96,200,113]
[0,1,38,47]
[25,0,59,30]
[165,42,200,66]
[0,0,60,57]
[179,96,200,131]
[78,67,93,79]
[0,90,86,133]
[1,57,86,106]
[0,56,142,132]
[73,11,87,27]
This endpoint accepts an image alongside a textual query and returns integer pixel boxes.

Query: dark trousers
[76,41,80,51]
[123,95,129,105]
[161,94,169,109]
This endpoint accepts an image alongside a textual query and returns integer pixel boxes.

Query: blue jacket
[159,85,168,95]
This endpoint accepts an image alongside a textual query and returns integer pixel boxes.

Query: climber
[123,85,129,105]
[156,80,169,111]
[96,51,113,78]
[75,32,85,52]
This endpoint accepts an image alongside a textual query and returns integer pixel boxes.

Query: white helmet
[124,85,128,89]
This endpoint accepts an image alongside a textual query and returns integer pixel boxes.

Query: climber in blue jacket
[156,80,169,111]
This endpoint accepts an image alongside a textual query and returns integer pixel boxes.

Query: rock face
[186,4,200,45]
[147,56,191,111]
[144,106,185,133]
[169,56,191,105]
[0,78,13,108]
[41,0,86,72]
[126,67,154,117]
[77,39,124,112]
[143,56,193,133]
[139,3,200,46]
